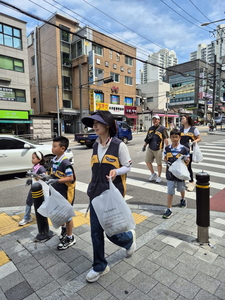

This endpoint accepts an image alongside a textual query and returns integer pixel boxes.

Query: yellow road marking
[0,251,10,267]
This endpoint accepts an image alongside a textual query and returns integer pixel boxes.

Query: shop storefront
[0,110,32,135]
[124,105,138,128]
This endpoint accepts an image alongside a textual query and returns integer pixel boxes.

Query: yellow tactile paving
[132,212,148,224]
[0,210,147,236]
[0,250,10,267]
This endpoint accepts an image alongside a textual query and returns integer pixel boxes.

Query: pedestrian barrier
[196,172,210,243]
[31,182,53,241]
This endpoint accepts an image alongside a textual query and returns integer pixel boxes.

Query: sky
[1,0,225,83]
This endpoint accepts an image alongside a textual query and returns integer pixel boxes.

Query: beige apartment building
[28,13,137,134]
[0,13,31,135]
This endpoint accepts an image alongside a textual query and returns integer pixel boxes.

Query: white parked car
[0,135,74,176]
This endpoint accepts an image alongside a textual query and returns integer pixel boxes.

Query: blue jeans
[90,202,133,272]
[24,204,32,220]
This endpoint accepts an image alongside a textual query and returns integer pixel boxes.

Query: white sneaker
[149,172,157,181]
[19,218,32,226]
[156,177,162,183]
[126,229,136,257]
[86,265,110,282]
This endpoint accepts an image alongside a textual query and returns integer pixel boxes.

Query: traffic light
[172,83,182,87]
[103,77,114,83]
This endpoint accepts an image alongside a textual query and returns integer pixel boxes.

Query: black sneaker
[179,199,187,208]
[59,227,67,241]
[58,235,76,250]
[163,209,173,219]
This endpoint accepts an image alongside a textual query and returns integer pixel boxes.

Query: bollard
[196,172,210,243]
[31,182,53,241]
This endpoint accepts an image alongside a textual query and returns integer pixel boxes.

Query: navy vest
[87,137,126,201]
[50,157,76,205]
[147,125,165,150]
[180,126,196,149]
[164,145,189,181]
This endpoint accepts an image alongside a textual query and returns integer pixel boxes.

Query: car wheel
[122,137,128,144]
[44,155,54,172]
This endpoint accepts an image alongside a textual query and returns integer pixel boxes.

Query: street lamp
[201,18,225,26]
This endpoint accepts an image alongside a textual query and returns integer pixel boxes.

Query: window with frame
[63,76,71,90]
[125,76,133,85]
[63,100,72,108]
[0,87,26,102]
[0,23,22,49]
[110,72,120,83]
[125,55,133,66]
[0,55,24,72]
[93,44,103,56]
[31,56,35,66]
[62,52,70,65]
[71,40,83,58]
[95,68,104,78]
[110,95,120,104]
[61,30,70,42]
[109,50,113,59]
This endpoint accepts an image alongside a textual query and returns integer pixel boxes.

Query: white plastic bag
[169,157,190,181]
[37,185,75,229]
[92,178,135,237]
[192,143,203,163]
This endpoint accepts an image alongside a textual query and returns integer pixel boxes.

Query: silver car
[0,135,74,176]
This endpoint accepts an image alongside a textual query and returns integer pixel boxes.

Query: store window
[0,87,25,102]
[110,95,120,104]
[124,97,133,106]
[0,23,22,49]
[95,92,104,103]
[125,76,133,85]
[0,55,24,72]
[110,72,120,83]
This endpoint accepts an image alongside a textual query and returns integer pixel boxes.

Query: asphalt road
[0,128,224,210]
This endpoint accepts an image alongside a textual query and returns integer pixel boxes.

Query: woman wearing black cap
[82,111,135,283]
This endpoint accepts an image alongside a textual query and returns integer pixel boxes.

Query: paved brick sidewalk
[0,205,225,300]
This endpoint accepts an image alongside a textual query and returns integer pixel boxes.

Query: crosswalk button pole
[196,172,210,243]
[31,182,53,241]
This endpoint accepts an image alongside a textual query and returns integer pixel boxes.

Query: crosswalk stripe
[139,162,225,178]
[126,178,196,200]
[199,157,225,163]
[199,145,224,149]
[130,167,224,190]
[76,181,133,200]
[201,152,225,157]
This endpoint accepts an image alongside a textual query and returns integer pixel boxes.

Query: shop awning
[157,114,179,117]
[125,115,138,119]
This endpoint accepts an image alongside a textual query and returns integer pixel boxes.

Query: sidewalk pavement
[1,204,225,300]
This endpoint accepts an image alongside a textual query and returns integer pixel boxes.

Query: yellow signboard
[89,89,95,112]
[96,103,109,111]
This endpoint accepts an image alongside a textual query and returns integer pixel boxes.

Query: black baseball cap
[82,113,109,128]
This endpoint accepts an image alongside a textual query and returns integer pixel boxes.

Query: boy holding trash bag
[82,111,135,283]
[46,136,76,250]
[163,129,190,219]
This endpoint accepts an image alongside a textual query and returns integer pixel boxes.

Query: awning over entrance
[157,114,179,117]
[125,115,138,119]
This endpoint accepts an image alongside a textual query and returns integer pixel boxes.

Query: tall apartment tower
[142,48,178,83]
[190,24,225,64]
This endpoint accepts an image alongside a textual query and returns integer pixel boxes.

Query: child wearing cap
[142,115,169,183]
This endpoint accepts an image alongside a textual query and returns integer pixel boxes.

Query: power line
[0,0,210,80]
[189,0,213,24]
[160,0,209,32]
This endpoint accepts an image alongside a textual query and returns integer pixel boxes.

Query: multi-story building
[142,48,178,83]
[0,13,31,135]
[165,59,225,120]
[190,24,225,65]
[27,13,137,134]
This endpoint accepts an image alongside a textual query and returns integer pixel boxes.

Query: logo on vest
[105,156,116,162]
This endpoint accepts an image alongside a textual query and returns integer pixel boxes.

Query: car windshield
[215,117,221,120]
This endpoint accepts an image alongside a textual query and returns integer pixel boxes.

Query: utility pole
[55,85,60,136]
[79,64,83,133]
[212,54,217,120]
